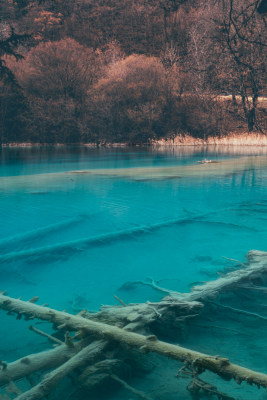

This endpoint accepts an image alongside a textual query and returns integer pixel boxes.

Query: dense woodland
[0,0,266,144]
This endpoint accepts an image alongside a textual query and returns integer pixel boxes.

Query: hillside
[0,0,266,144]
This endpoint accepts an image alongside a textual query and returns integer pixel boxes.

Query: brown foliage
[87,54,178,143]
[175,95,235,138]
[6,38,100,142]
[1,0,265,144]
[13,38,98,100]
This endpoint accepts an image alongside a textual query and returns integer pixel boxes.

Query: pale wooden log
[182,250,267,302]
[246,250,267,264]
[89,299,202,333]
[0,339,90,386]
[130,251,267,302]
[0,299,201,385]
[0,295,267,389]
[14,340,106,400]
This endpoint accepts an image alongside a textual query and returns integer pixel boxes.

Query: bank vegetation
[0,0,266,145]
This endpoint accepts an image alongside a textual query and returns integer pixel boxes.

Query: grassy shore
[152,133,267,147]
[1,133,267,148]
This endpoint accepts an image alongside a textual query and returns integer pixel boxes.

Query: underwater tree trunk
[135,250,267,303]
[0,250,267,399]
[1,292,267,391]
[184,250,267,302]
[0,338,93,386]
[14,340,106,400]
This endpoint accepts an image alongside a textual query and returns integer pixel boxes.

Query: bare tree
[216,0,266,131]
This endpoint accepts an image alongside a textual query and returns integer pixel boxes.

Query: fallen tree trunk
[15,340,106,400]
[0,294,267,390]
[185,250,267,302]
[88,298,203,334]
[135,250,267,303]
[0,338,91,386]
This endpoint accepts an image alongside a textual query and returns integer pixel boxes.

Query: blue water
[0,146,267,399]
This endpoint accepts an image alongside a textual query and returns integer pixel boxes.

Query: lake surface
[0,145,266,399]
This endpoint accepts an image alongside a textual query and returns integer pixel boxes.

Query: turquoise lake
[0,145,267,399]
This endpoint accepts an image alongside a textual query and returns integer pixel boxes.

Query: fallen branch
[133,278,183,297]
[237,284,267,293]
[183,250,267,302]
[111,374,153,400]
[222,256,246,267]
[209,302,267,321]
[0,338,91,386]
[15,340,106,400]
[0,294,267,389]
[128,251,267,303]
[187,377,236,400]
[113,295,127,307]
[29,325,63,345]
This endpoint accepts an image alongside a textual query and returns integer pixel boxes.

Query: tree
[88,54,178,143]
[16,38,98,99]
[216,0,266,131]
[0,24,29,84]
[10,38,100,143]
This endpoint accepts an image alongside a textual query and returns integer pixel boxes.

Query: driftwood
[0,250,267,399]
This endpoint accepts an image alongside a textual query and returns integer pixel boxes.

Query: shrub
[87,54,177,143]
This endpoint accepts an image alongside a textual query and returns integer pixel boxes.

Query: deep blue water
[0,145,266,399]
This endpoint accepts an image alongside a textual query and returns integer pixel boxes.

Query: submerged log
[185,250,267,302]
[134,250,267,303]
[15,340,106,400]
[87,298,203,334]
[1,250,267,399]
[0,294,267,390]
[0,338,91,386]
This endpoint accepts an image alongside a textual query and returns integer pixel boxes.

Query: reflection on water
[153,144,267,156]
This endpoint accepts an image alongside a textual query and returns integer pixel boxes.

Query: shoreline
[151,133,267,146]
[1,133,267,148]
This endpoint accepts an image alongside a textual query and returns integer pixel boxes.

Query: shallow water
[0,145,267,399]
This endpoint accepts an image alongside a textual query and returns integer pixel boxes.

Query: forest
[0,0,266,145]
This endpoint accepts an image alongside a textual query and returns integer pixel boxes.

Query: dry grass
[217,95,267,107]
[152,133,267,147]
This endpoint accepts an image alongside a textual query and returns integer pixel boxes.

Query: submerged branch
[29,325,63,345]
[111,375,153,400]
[0,250,267,399]
[15,340,106,400]
[0,338,92,386]
[0,294,267,390]
[184,250,267,302]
